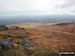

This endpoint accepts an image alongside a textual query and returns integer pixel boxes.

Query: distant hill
[0,16,75,25]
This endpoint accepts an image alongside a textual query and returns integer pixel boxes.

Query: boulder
[0,38,13,50]
[0,25,8,31]
[24,48,34,54]
[1,43,13,50]
[17,38,35,47]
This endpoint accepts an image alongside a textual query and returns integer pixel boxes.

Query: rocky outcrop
[0,38,13,50]
[17,38,35,47]
[0,25,8,31]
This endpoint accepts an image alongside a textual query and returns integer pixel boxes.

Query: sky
[0,0,75,16]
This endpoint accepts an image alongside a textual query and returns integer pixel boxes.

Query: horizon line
[0,14,75,17]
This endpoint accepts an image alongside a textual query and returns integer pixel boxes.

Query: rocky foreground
[0,22,75,56]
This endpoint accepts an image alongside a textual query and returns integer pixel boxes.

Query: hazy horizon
[0,16,75,25]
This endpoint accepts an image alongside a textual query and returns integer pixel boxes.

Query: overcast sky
[0,0,75,16]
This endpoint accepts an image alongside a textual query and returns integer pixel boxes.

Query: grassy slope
[0,22,75,56]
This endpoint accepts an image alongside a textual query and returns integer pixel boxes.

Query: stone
[0,38,13,50]
[6,30,12,34]
[0,25,8,31]
[17,38,35,47]
[24,48,34,54]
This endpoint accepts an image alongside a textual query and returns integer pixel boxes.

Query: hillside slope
[0,22,75,56]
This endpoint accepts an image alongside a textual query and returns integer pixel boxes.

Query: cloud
[56,0,75,8]
[0,0,57,11]
[55,0,75,15]
[72,9,75,13]
[0,0,75,16]
[0,0,61,15]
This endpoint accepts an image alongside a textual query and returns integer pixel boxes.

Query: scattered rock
[5,30,12,34]
[0,25,8,31]
[24,48,34,54]
[17,38,35,47]
[0,38,13,50]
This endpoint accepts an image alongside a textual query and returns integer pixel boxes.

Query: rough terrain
[0,22,75,56]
